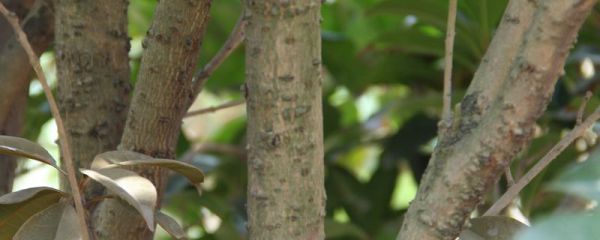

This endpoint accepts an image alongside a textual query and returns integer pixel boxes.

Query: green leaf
[325,219,369,239]
[0,136,65,174]
[80,168,157,231]
[94,150,204,195]
[515,211,600,240]
[0,187,67,239]
[157,211,187,240]
[547,151,600,201]
[459,216,528,240]
[13,201,81,240]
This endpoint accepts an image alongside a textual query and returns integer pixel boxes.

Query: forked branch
[190,12,247,100]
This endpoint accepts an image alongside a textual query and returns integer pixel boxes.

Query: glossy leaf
[459,216,528,240]
[13,201,81,240]
[0,187,67,239]
[80,168,157,231]
[0,135,64,174]
[157,211,187,240]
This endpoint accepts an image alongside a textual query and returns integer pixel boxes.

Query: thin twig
[0,4,90,240]
[185,99,245,118]
[484,105,600,216]
[577,91,593,125]
[441,0,458,132]
[505,168,515,188]
[190,12,246,99]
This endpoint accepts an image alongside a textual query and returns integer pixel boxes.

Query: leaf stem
[0,3,90,239]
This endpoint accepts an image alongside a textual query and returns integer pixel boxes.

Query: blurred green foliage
[16,0,600,239]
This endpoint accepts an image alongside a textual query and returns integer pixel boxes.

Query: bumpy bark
[397,1,598,239]
[92,1,212,239]
[245,0,325,239]
[0,0,53,195]
[55,0,131,184]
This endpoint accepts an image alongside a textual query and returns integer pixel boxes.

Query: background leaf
[459,216,528,240]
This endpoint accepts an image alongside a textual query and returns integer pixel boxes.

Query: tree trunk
[244,1,325,239]
[55,0,131,188]
[0,0,53,195]
[397,1,597,239]
[92,1,212,239]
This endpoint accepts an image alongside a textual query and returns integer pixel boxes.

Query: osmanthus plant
[0,136,204,240]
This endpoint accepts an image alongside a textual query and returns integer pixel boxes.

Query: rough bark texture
[92,1,211,239]
[397,1,597,240]
[0,0,53,195]
[55,0,131,186]
[245,0,325,239]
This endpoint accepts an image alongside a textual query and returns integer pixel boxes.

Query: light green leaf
[80,168,157,231]
[157,211,187,240]
[13,201,81,240]
[0,135,65,174]
[548,152,600,201]
[515,211,600,240]
[0,187,67,239]
[459,216,528,240]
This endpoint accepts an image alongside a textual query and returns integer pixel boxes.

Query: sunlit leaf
[459,216,528,240]
[157,211,187,240]
[109,159,204,195]
[94,150,204,194]
[0,136,64,174]
[0,187,67,239]
[80,168,157,231]
[91,150,152,169]
[515,211,600,240]
[13,201,81,240]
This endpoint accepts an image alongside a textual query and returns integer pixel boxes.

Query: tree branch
[397,1,598,239]
[184,99,245,118]
[93,0,213,239]
[440,0,457,133]
[485,105,600,216]
[0,3,90,239]
[190,12,246,102]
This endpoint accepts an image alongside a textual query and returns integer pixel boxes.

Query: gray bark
[244,0,326,239]
[55,0,131,185]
